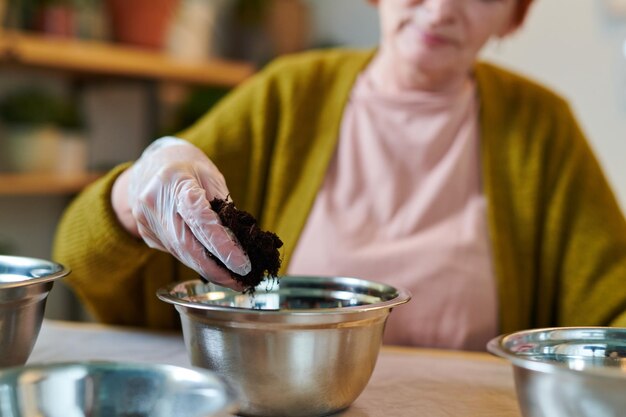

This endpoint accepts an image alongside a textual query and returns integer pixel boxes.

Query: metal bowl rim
[0,255,70,289]
[487,326,626,380]
[156,276,412,315]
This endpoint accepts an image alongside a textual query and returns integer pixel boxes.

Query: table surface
[29,320,522,417]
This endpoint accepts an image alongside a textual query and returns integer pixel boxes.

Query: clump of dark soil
[206,198,283,294]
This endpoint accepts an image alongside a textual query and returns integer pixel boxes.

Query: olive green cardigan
[53,49,626,335]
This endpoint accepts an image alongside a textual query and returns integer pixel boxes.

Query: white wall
[307,0,379,47]
[308,0,626,212]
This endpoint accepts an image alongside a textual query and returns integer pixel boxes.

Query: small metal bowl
[157,275,411,417]
[0,255,70,367]
[0,361,238,417]
[488,327,626,417]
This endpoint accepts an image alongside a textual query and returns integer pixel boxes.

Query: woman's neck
[366,50,471,95]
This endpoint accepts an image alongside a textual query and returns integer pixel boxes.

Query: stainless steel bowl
[0,255,70,367]
[0,361,238,417]
[157,275,411,417]
[488,327,626,417]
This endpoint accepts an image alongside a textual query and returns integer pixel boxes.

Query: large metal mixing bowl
[0,361,238,416]
[157,275,411,417]
[0,255,70,367]
[488,327,626,417]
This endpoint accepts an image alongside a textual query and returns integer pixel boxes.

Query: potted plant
[0,89,86,173]
[106,0,180,49]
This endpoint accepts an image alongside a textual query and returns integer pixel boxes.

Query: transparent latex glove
[121,136,251,288]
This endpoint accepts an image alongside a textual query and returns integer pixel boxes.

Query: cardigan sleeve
[176,64,281,217]
[539,103,626,328]
[52,65,283,328]
[476,62,626,331]
[51,49,375,329]
[52,164,158,326]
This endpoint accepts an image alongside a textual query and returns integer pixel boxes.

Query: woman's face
[374,0,517,82]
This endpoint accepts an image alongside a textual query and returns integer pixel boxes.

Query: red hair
[514,0,534,27]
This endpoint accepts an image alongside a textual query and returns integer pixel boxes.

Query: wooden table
[29,320,522,417]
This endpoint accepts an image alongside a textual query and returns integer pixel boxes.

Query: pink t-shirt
[287,71,498,351]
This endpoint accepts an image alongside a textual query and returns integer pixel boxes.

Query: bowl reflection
[158,275,411,417]
[0,361,238,417]
[488,327,626,417]
[0,255,69,367]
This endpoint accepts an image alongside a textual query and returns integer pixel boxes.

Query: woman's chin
[398,51,450,75]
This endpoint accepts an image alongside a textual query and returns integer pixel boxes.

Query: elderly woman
[54,0,626,350]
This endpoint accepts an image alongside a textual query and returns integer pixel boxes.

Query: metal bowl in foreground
[0,255,70,367]
[0,361,238,417]
[487,327,626,417]
[157,275,411,417]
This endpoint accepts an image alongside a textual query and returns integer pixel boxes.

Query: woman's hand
[111,137,251,288]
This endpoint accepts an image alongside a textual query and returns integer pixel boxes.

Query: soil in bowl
[206,198,283,294]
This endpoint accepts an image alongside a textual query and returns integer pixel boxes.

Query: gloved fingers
[126,136,250,288]
[131,204,165,253]
[177,183,252,276]
[169,223,245,290]
[196,165,230,201]
[130,177,172,252]
[134,198,244,290]
[136,221,168,252]
[197,262,246,291]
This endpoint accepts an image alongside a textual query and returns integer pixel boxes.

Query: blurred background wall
[1,0,625,321]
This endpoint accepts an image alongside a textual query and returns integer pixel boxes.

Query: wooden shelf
[0,30,255,86]
[0,172,103,195]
